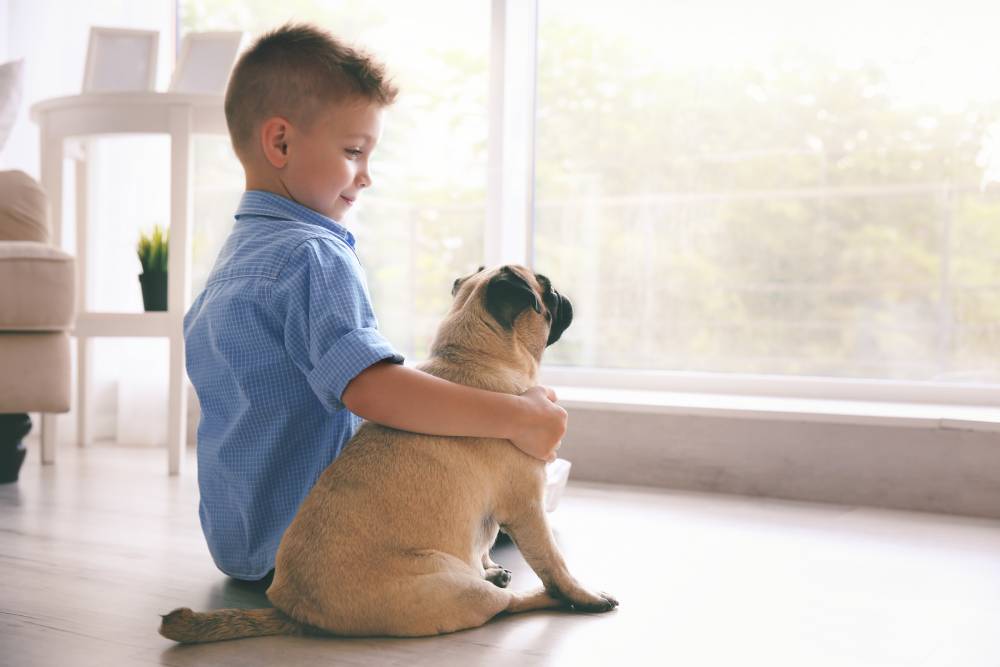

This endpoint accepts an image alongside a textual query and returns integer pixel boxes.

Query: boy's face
[280,99,385,222]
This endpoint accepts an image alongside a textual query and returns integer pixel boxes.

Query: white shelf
[33,91,227,475]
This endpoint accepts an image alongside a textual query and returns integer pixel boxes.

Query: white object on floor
[544,457,571,512]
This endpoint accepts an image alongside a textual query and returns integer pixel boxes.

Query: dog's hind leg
[484,565,512,588]
[379,570,514,636]
[482,551,512,588]
[482,551,502,570]
[365,549,512,636]
[386,574,568,634]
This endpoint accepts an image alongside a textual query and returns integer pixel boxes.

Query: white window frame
[485,0,998,409]
[485,0,537,268]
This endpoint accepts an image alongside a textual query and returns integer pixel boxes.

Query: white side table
[31,92,226,475]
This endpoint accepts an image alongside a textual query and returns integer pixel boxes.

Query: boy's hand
[511,385,567,463]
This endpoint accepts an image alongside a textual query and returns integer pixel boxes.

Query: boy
[183,24,566,582]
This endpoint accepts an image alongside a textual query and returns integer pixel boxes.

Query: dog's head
[448,265,573,357]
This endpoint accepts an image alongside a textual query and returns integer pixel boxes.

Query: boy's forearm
[341,362,523,440]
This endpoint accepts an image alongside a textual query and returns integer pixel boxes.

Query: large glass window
[534,0,1000,383]
[181,0,489,358]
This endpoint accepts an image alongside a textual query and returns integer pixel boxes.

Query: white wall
[0,1,9,63]
[1,0,175,175]
[564,408,1000,520]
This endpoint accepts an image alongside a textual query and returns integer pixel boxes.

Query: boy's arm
[342,361,566,462]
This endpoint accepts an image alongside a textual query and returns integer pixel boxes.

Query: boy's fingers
[542,385,558,402]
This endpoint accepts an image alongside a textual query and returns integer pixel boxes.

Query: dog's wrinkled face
[451,265,573,348]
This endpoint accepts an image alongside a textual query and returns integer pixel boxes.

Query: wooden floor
[3,442,1000,666]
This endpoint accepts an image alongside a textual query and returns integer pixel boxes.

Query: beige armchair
[0,169,75,465]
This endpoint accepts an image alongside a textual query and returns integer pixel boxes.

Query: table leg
[76,336,93,447]
[167,335,188,475]
[167,106,194,475]
[40,413,58,464]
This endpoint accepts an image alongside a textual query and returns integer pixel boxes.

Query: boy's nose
[357,169,372,189]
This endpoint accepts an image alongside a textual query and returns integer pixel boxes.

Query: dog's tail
[159,606,311,643]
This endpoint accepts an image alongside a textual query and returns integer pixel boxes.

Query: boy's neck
[245,172,289,201]
[244,174,330,221]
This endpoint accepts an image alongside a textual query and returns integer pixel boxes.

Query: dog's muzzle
[546,291,573,346]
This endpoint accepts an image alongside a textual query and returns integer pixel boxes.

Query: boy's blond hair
[224,23,398,162]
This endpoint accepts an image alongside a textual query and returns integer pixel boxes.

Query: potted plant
[137,225,168,311]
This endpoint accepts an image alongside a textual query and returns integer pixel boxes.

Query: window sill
[551,386,1000,433]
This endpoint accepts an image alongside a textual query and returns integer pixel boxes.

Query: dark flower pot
[139,271,168,311]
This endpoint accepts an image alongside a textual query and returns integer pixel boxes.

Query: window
[534,0,1000,385]
[184,0,1000,394]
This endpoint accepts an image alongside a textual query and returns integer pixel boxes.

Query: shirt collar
[235,190,357,248]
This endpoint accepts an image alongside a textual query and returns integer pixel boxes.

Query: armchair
[0,169,75,478]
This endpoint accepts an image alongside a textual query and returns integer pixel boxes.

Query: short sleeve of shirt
[269,237,403,412]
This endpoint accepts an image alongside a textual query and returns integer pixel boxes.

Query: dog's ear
[485,267,542,331]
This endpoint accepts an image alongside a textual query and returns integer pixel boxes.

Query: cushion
[0,169,50,242]
[0,241,75,330]
[0,332,71,412]
[0,59,24,153]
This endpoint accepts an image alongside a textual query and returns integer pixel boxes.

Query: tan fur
[159,607,310,643]
[159,265,617,643]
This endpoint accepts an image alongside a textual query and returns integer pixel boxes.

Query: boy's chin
[327,197,354,221]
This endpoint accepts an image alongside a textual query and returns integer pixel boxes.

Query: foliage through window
[534,0,1000,383]
[185,1,999,384]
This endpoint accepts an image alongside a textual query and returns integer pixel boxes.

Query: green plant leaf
[137,225,169,274]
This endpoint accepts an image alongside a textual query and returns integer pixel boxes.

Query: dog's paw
[567,590,619,613]
[485,567,512,588]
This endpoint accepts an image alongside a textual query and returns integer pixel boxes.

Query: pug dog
[160,264,618,642]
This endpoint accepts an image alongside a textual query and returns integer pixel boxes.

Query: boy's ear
[484,266,542,331]
[260,117,290,168]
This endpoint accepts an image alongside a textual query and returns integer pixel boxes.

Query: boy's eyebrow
[345,133,375,143]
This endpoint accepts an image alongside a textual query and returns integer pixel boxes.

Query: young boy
[183,23,566,582]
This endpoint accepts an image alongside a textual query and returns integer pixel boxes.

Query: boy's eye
[345,148,363,159]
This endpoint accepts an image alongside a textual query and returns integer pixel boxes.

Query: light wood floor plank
[3,442,1000,666]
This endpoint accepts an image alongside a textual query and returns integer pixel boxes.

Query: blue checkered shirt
[184,190,403,579]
